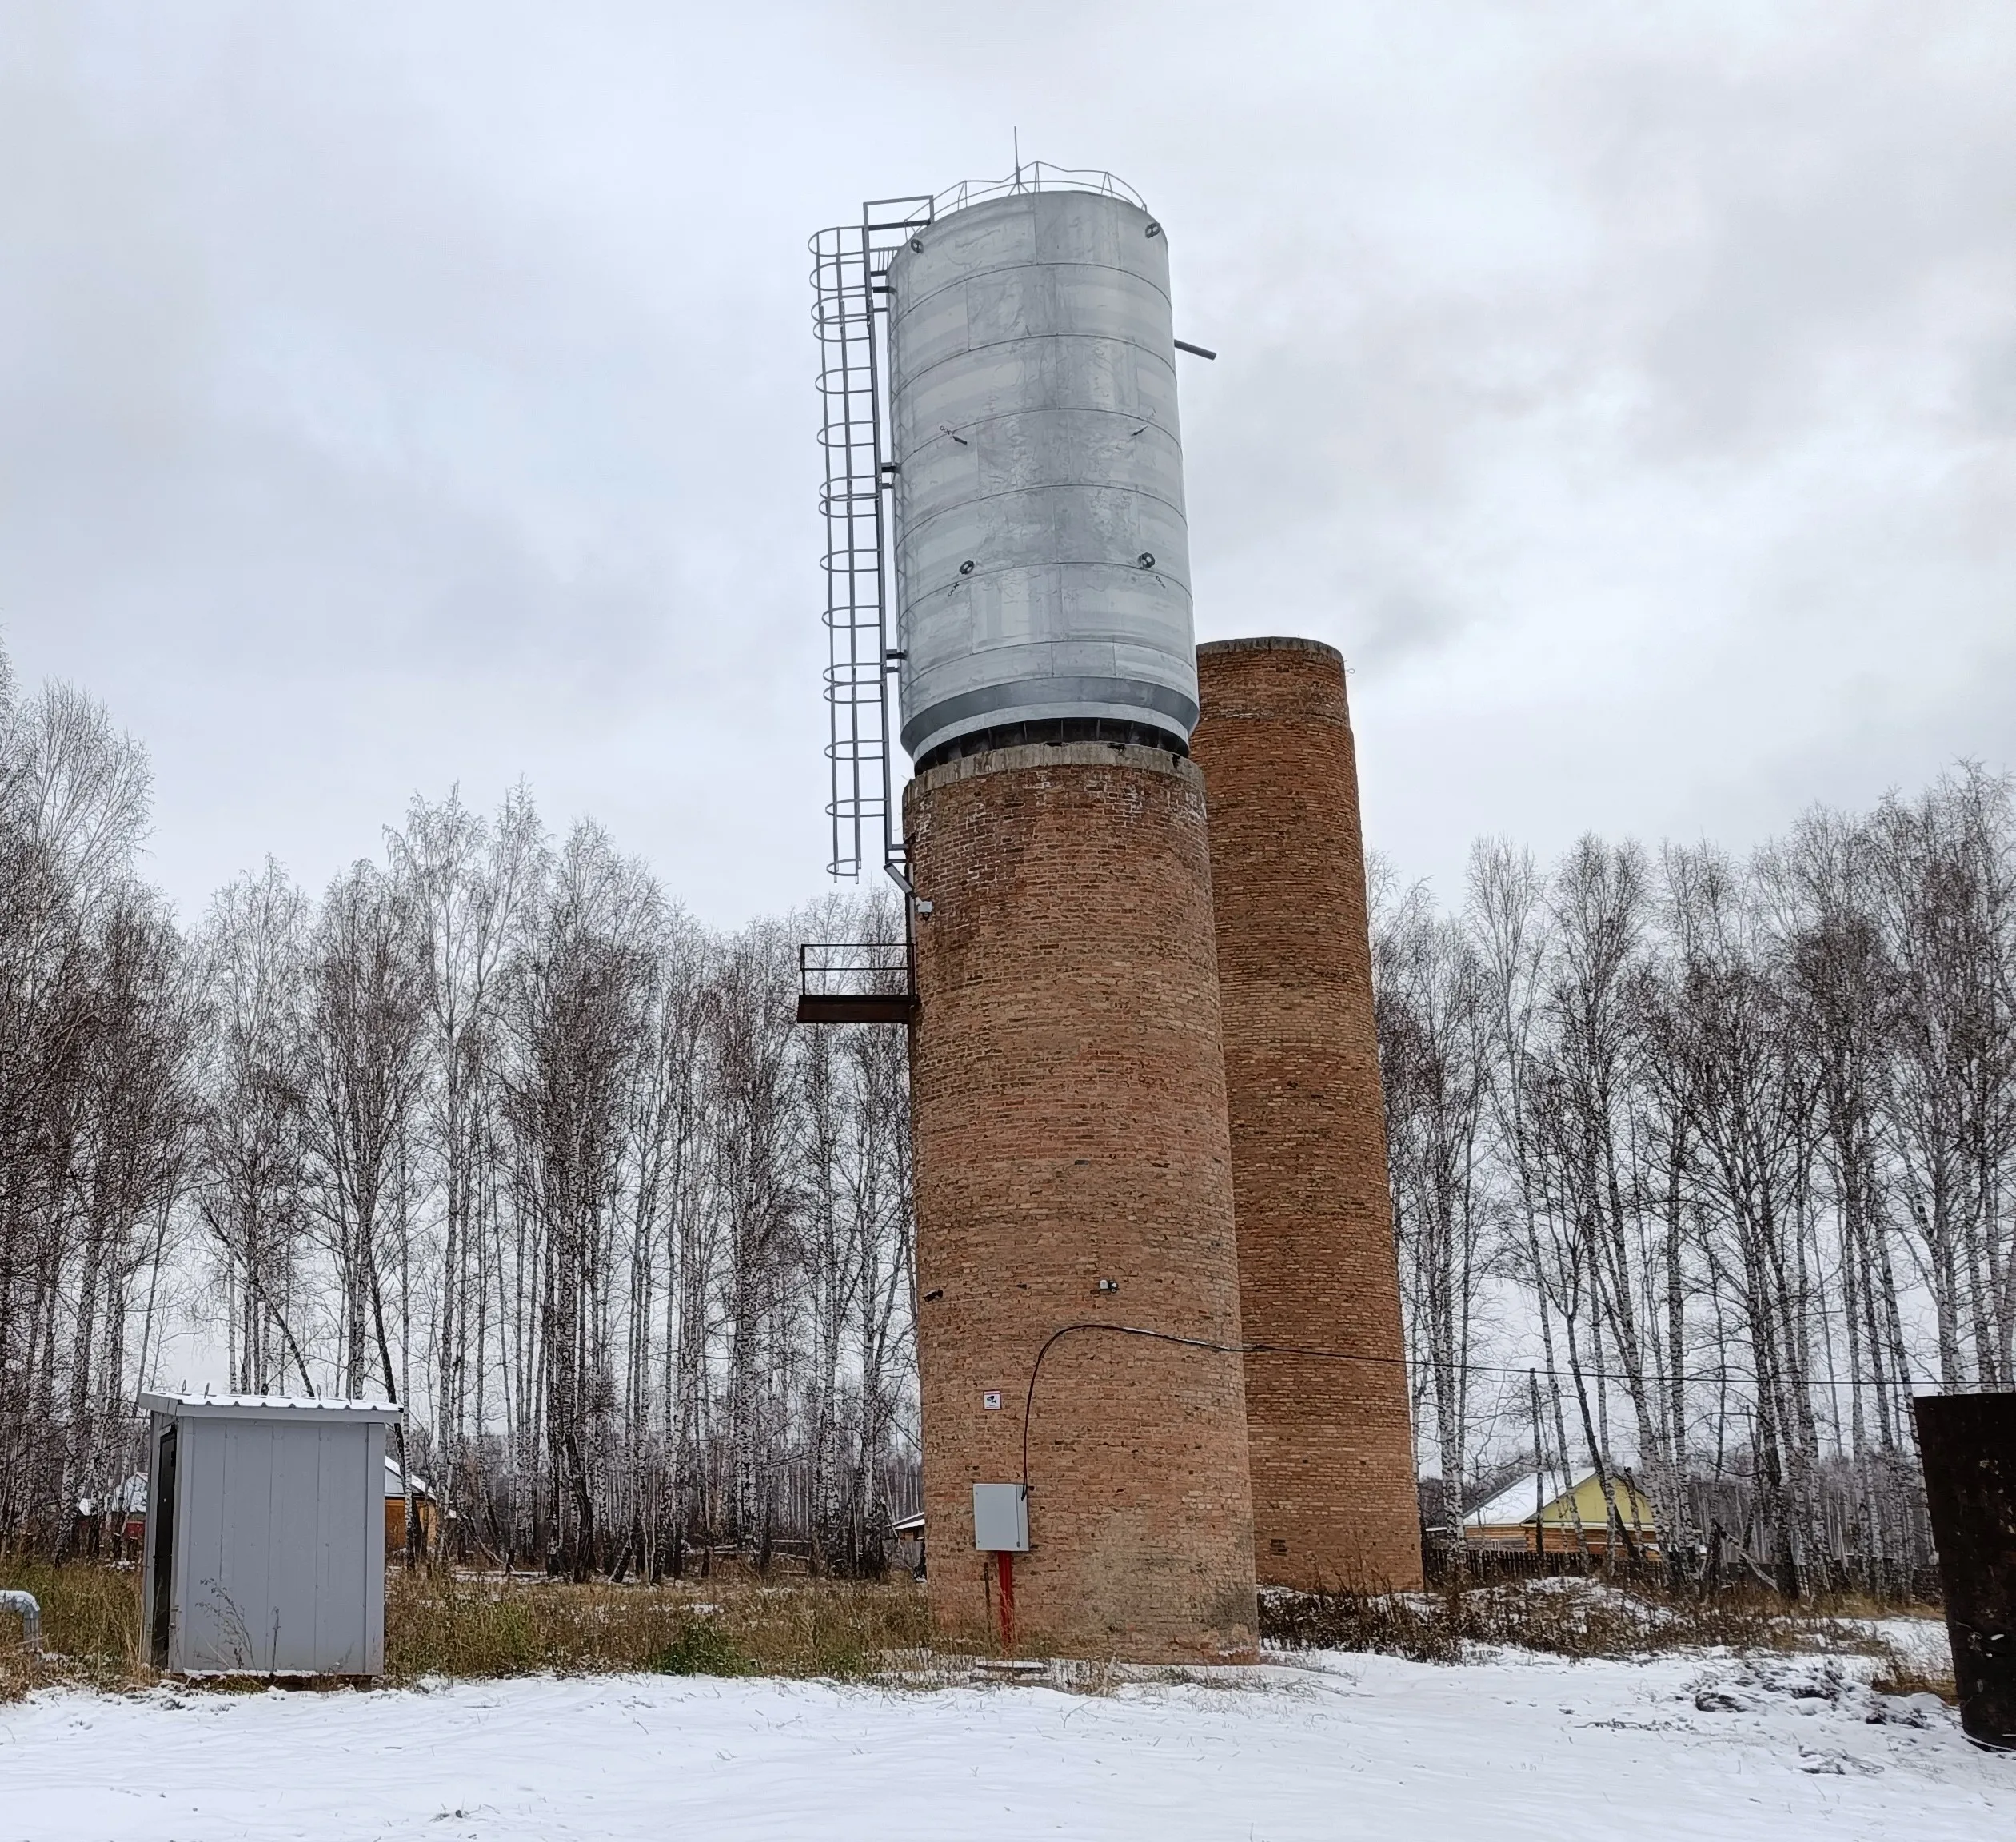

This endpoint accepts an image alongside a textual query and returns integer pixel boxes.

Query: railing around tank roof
[932,162,1148,217]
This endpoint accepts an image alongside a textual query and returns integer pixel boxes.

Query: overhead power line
[1018,1320,1946,1493]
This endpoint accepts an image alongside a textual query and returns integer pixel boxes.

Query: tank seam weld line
[892,258,1174,320]
[902,402,1182,450]
[900,477,1186,522]
[900,484,1190,547]
[909,567,1191,599]
[892,329,1180,397]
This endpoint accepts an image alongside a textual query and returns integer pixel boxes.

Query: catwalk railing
[796,939,916,1026]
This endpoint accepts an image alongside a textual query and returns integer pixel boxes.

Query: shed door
[150,1425,177,1666]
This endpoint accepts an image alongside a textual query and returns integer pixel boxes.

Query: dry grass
[0,1557,150,1700]
[0,1558,961,1701]
[2,1557,1954,1704]
[1869,1659,1959,1702]
[1866,1620,1961,1704]
[383,1569,950,1685]
[1260,1577,1942,1668]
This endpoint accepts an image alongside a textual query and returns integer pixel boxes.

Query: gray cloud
[2,0,2011,921]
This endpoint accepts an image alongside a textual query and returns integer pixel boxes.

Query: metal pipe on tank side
[995,1553,1016,1651]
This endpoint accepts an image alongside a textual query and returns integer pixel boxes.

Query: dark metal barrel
[1914,1389,2016,1750]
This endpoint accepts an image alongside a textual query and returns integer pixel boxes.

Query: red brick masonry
[1192,639,1424,1591]
[905,743,1259,1657]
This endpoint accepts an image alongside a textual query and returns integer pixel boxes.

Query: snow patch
[4,1649,2008,1840]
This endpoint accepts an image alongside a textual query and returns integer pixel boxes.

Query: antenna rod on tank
[1175,340,1217,359]
[1013,127,1021,190]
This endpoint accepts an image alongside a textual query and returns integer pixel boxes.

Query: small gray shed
[140,1392,401,1677]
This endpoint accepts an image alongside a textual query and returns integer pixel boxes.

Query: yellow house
[1463,1469,1660,1557]
[384,1457,439,1556]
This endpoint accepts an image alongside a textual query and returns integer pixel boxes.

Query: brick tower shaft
[1191,638,1423,1592]
[905,743,1259,1657]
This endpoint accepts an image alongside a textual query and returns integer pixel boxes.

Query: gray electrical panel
[139,1393,401,1677]
[972,1481,1029,1552]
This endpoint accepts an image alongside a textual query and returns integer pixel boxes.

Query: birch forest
[1376,769,2016,1591]
[4,636,2013,1594]
[0,648,915,1576]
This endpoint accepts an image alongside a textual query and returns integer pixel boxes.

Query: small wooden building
[104,1472,149,1561]
[1464,1469,1661,1557]
[891,1509,926,1578]
[384,1457,439,1555]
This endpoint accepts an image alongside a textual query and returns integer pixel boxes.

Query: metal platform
[796,939,915,1027]
[795,991,916,1025]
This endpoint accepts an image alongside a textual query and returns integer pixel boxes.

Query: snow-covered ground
[6,1641,2009,1841]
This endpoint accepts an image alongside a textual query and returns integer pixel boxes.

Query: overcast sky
[4,2,2011,927]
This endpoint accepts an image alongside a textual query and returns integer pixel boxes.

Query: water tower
[805,168,1253,1655]
[802,165,1418,1654]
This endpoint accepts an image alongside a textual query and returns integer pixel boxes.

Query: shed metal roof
[138,1392,403,1423]
[385,1456,433,1498]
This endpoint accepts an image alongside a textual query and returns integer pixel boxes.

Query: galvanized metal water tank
[887,187,1197,767]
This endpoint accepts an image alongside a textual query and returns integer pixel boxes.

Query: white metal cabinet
[140,1393,399,1677]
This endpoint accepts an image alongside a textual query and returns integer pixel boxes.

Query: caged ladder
[801,196,932,1027]
[808,194,932,889]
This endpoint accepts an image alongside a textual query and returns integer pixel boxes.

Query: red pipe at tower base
[995,1552,1016,1651]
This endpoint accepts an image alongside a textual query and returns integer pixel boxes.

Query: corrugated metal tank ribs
[887,189,1198,767]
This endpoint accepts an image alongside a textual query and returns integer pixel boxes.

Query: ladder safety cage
[810,193,932,883]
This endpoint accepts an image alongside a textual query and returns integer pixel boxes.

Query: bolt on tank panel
[887,190,1199,763]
